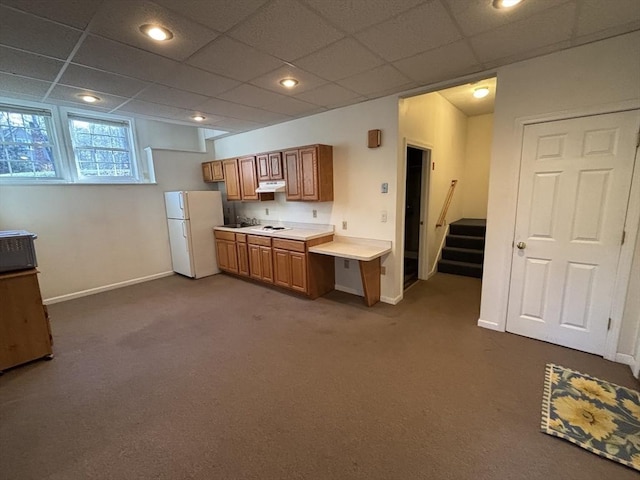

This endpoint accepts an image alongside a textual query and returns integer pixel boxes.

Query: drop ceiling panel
[470,3,576,63]
[187,37,283,82]
[0,0,104,29]
[295,84,365,108]
[576,0,640,36]
[217,84,288,109]
[72,35,180,83]
[0,73,51,98]
[47,85,128,110]
[198,98,292,124]
[249,66,327,94]
[393,41,480,84]
[295,38,385,82]
[59,65,149,98]
[87,0,219,62]
[355,2,461,62]
[337,65,413,96]
[0,5,82,60]
[158,65,240,97]
[136,85,210,110]
[228,0,344,61]
[116,100,196,121]
[262,96,324,116]
[445,0,565,37]
[214,117,264,133]
[303,0,425,34]
[153,0,269,32]
[0,47,65,82]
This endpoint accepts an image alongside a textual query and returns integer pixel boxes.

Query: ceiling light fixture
[192,115,206,122]
[492,0,523,9]
[79,94,100,103]
[473,87,490,99]
[279,78,299,88]
[140,24,174,41]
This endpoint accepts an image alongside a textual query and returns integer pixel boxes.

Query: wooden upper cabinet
[211,160,224,181]
[223,159,241,201]
[284,149,301,200]
[285,145,333,202]
[202,162,214,183]
[257,152,283,181]
[238,156,259,201]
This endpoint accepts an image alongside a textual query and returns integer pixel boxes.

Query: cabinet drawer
[214,230,235,241]
[235,233,247,243]
[272,238,305,253]
[248,235,272,246]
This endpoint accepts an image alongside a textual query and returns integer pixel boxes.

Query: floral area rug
[541,364,640,471]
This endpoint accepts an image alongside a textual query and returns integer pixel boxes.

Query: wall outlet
[381,266,386,275]
[344,259,349,269]
[312,209,317,218]
[381,210,387,223]
[342,221,347,230]
[265,208,269,215]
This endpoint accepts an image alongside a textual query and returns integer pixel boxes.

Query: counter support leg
[359,257,381,307]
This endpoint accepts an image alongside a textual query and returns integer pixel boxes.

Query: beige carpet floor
[1,272,638,480]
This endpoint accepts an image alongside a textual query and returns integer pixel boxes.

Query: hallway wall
[461,114,493,219]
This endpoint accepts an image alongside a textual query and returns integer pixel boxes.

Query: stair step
[438,259,483,279]
[446,234,485,249]
[449,218,487,237]
[442,246,484,264]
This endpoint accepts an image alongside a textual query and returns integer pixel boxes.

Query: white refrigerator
[164,191,224,278]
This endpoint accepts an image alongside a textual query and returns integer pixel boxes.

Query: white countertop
[308,236,392,261]
[214,224,334,241]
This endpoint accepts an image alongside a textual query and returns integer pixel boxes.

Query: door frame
[503,103,640,362]
[401,140,433,285]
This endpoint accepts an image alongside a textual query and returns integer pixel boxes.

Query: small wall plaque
[368,129,381,148]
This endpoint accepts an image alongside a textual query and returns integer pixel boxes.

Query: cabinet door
[257,154,270,181]
[223,159,241,201]
[269,152,283,180]
[273,248,291,287]
[202,162,213,182]
[248,244,262,280]
[211,160,224,181]
[300,146,319,201]
[284,149,301,200]
[237,242,249,277]
[260,246,274,283]
[215,239,227,271]
[226,240,239,273]
[290,252,308,293]
[239,156,259,201]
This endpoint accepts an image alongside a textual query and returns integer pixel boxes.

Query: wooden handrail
[436,180,458,227]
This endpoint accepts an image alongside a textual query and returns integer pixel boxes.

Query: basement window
[0,105,61,179]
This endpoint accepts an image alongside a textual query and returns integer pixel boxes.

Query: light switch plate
[381,182,388,193]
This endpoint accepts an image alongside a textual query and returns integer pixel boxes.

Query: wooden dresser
[0,269,53,373]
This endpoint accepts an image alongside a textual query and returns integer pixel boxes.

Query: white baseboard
[335,285,401,305]
[477,318,501,331]
[44,271,175,305]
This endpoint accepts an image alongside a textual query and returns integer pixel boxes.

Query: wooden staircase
[437,219,486,279]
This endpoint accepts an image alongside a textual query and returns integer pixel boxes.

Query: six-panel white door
[506,110,639,355]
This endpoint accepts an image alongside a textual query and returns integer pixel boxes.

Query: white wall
[398,93,468,275]
[619,231,640,357]
[479,32,640,361]
[0,119,214,300]
[462,114,493,219]
[212,96,401,303]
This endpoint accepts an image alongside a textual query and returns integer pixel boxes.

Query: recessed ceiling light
[492,0,523,9]
[279,78,299,88]
[192,115,206,122]
[473,87,490,99]
[139,24,174,41]
[79,94,100,103]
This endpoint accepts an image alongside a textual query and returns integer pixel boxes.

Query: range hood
[255,180,286,193]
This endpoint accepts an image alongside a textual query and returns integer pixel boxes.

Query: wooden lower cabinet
[214,230,334,299]
[0,269,53,373]
[215,231,239,274]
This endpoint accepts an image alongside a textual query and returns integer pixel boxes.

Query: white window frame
[0,97,149,185]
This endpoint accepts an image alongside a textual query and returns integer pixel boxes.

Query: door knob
[516,241,526,250]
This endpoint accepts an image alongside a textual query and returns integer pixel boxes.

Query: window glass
[0,107,58,178]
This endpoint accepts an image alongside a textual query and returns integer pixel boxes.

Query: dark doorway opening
[404,146,427,289]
